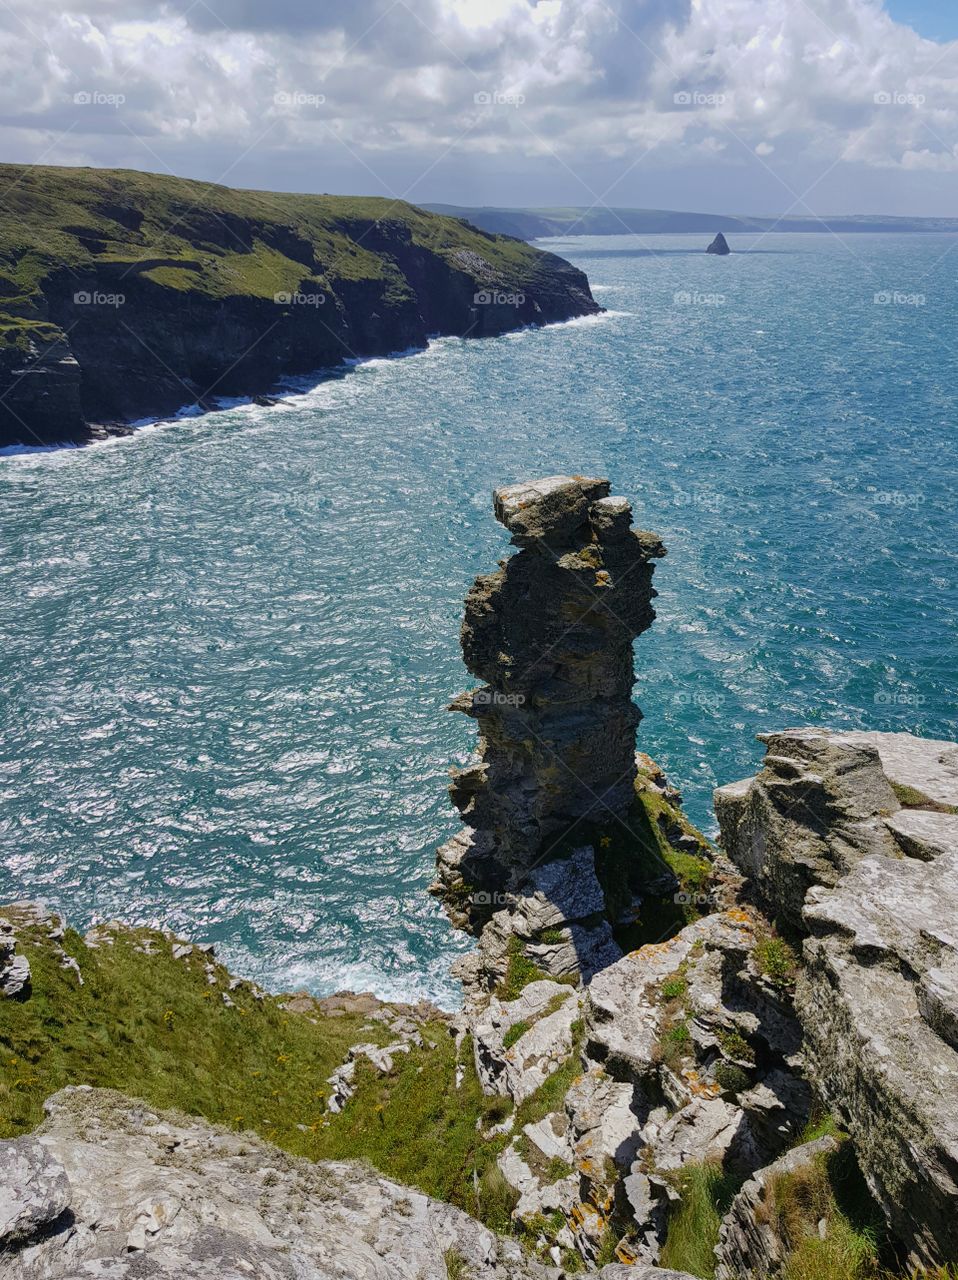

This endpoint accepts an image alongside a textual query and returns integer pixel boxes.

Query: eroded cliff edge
[0,164,599,448]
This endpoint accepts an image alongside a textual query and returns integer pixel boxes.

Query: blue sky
[886,1,958,42]
[1,0,956,215]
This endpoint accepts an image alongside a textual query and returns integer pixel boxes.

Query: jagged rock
[714,1136,839,1280]
[838,730,958,809]
[799,845,958,1266]
[326,1040,414,1114]
[650,1096,749,1172]
[513,847,624,982]
[1,1087,555,1280]
[0,945,30,999]
[737,1071,812,1160]
[584,928,702,1083]
[884,809,958,860]
[497,1140,579,1222]
[525,1112,575,1164]
[435,475,666,989]
[706,232,731,255]
[599,1268,698,1279]
[717,728,958,1265]
[473,979,580,1104]
[0,1138,70,1247]
[567,1066,647,1173]
[715,729,902,931]
[585,907,802,1098]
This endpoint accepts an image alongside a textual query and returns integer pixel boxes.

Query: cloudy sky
[3,0,957,215]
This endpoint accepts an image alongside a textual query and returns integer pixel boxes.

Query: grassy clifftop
[0,164,598,446]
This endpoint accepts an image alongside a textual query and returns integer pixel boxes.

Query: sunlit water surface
[2,233,957,1006]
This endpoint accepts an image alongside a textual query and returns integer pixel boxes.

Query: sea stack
[433,475,666,991]
[706,232,731,255]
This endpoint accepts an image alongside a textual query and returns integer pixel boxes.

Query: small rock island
[706,232,731,255]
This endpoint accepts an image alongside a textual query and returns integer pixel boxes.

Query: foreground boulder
[2,1087,556,1279]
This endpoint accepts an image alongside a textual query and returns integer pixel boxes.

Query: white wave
[550,308,633,328]
[263,952,469,1012]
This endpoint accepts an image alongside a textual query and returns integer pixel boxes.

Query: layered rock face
[714,728,904,931]
[435,475,666,988]
[717,728,958,1269]
[476,898,810,1266]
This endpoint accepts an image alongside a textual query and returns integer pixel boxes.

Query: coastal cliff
[0,476,956,1278]
[0,165,599,448]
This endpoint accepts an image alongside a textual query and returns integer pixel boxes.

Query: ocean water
[2,232,957,1007]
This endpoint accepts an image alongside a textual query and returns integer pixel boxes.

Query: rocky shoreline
[1,475,956,1279]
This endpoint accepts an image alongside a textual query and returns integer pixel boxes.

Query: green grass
[0,914,384,1144]
[656,1018,692,1071]
[0,910,591,1244]
[716,1027,755,1065]
[755,934,800,988]
[890,782,958,815]
[503,1020,530,1050]
[0,162,564,316]
[444,1247,471,1279]
[659,1161,743,1278]
[661,974,688,1001]
[496,938,550,1001]
[766,1141,886,1280]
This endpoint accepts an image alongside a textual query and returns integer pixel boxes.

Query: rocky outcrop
[714,729,903,931]
[0,1086,705,1280]
[434,475,667,993]
[714,1136,839,1279]
[706,233,731,255]
[718,727,958,1269]
[2,1087,556,1280]
[0,924,30,999]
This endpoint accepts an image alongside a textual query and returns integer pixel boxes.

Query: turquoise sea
[2,232,957,1006]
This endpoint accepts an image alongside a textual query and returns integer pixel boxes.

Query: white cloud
[0,0,955,209]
